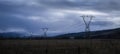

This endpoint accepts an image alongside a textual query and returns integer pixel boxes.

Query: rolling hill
[0,28,120,39]
[54,28,120,39]
[0,32,25,39]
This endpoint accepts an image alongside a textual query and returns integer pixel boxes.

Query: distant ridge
[54,28,120,39]
[0,32,25,38]
[0,28,120,39]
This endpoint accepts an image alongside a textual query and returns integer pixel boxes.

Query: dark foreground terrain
[0,39,120,54]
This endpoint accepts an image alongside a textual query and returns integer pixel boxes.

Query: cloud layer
[0,0,120,36]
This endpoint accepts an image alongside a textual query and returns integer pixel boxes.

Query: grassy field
[0,39,120,54]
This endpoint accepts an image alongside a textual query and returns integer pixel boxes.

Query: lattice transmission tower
[81,15,94,38]
[41,28,48,38]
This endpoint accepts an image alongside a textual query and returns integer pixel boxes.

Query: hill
[0,28,120,39]
[0,32,25,39]
[54,28,120,39]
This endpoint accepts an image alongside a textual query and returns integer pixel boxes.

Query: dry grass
[0,39,120,54]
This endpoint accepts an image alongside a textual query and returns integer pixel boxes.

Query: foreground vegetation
[0,39,120,54]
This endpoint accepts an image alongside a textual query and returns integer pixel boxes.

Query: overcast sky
[0,0,120,36]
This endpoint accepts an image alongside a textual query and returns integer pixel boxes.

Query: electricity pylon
[41,28,48,38]
[81,15,94,39]
[30,32,33,36]
[41,28,48,54]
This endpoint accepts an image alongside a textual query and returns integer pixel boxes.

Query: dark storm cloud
[0,1,51,17]
[37,0,120,12]
[92,21,115,26]
[0,1,48,33]
[0,13,44,32]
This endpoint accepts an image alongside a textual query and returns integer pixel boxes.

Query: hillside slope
[54,28,120,39]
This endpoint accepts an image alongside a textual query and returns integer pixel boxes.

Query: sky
[0,0,120,36]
